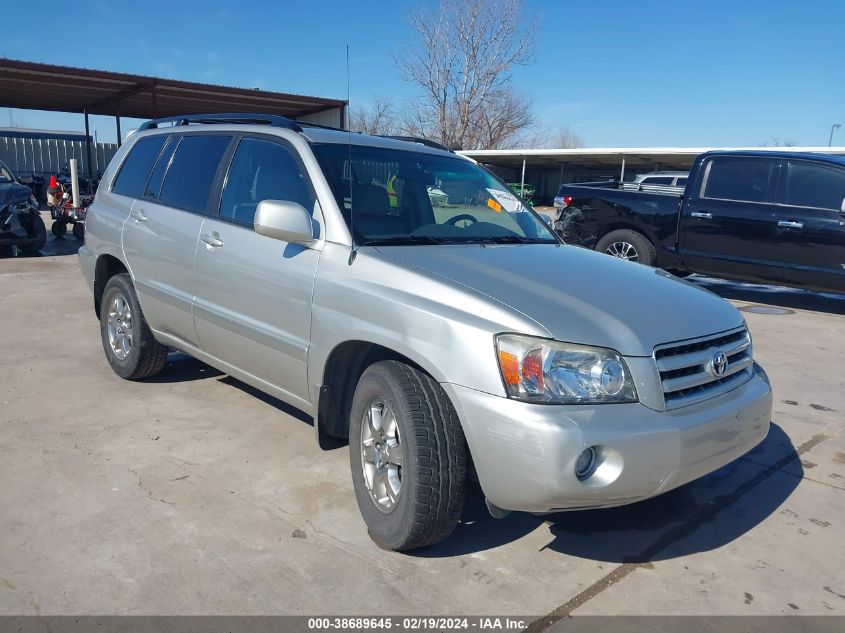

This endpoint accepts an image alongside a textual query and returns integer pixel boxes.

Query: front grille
[654,327,753,410]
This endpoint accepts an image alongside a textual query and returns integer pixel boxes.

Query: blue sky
[4,0,844,147]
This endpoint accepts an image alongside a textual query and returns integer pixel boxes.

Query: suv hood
[376,244,743,357]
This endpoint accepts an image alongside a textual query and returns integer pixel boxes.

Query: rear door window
[112,135,167,198]
[158,135,232,214]
[702,157,776,203]
[781,160,845,210]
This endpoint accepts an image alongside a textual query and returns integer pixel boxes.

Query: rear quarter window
[158,135,231,214]
[112,135,167,198]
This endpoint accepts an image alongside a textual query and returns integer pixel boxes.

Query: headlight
[496,334,638,404]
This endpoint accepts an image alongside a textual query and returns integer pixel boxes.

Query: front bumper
[443,363,772,513]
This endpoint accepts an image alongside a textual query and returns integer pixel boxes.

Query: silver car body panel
[80,123,773,514]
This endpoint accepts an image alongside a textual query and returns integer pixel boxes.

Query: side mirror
[254,199,313,243]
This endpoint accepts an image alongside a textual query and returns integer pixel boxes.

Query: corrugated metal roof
[0,58,346,121]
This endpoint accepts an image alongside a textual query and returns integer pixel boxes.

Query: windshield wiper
[362,235,444,246]
[462,235,552,244]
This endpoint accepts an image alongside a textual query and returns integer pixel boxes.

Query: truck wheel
[99,273,168,380]
[51,220,67,238]
[349,360,467,551]
[18,215,47,254]
[596,229,656,266]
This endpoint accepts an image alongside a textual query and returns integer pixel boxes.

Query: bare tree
[395,0,537,150]
[761,136,798,147]
[349,97,399,136]
[519,125,586,149]
[548,126,585,149]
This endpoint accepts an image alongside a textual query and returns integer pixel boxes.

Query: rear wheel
[51,220,67,238]
[596,229,656,266]
[99,273,168,380]
[72,222,85,240]
[349,360,467,551]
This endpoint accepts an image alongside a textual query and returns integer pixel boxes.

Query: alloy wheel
[107,295,132,360]
[605,241,639,262]
[360,400,403,513]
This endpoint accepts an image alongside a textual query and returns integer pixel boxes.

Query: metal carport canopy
[0,58,346,121]
[459,146,845,168]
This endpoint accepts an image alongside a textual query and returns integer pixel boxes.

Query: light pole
[829,123,841,147]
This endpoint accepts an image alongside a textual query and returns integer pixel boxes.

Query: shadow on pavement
[416,423,800,561]
[146,352,314,427]
[689,275,845,315]
[1,224,84,258]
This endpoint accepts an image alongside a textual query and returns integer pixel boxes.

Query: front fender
[307,243,549,405]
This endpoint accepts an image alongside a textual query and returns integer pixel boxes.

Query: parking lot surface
[1,227,844,618]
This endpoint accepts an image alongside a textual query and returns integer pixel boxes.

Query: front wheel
[349,360,467,551]
[595,229,656,266]
[18,214,47,254]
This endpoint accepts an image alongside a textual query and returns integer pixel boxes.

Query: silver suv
[79,114,773,551]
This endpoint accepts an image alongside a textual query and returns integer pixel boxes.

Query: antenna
[346,44,357,265]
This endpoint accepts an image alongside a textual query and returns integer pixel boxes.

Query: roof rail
[138,112,303,132]
[379,135,454,153]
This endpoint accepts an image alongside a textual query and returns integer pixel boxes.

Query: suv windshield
[0,160,15,184]
[312,143,557,245]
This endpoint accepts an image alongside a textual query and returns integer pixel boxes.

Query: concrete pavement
[1,229,843,618]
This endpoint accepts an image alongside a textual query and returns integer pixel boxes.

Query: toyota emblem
[710,351,729,377]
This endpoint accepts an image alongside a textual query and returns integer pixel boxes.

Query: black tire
[72,222,85,240]
[51,220,67,238]
[18,214,47,254]
[99,273,168,380]
[595,229,656,266]
[349,360,467,551]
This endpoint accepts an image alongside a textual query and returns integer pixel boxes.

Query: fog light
[575,447,596,480]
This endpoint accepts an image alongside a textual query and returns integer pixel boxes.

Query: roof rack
[379,135,454,153]
[138,112,303,132]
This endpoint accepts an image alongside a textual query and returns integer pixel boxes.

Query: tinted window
[782,161,845,210]
[220,138,314,226]
[641,177,673,185]
[158,135,231,213]
[144,136,178,200]
[676,177,688,187]
[112,135,167,197]
[703,158,775,203]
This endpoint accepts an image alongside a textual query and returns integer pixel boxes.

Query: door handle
[777,220,803,230]
[690,211,713,219]
[201,232,224,248]
[131,208,147,223]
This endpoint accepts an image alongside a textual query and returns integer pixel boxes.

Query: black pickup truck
[554,151,845,294]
